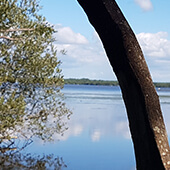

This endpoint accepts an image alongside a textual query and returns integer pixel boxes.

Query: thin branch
[0,35,21,41]
[0,28,34,40]
[0,28,34,33]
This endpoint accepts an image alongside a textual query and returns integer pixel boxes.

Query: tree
[77,0,170,169]
[0,131,67,169]
[0,0,71,142]
[0,152,67,169]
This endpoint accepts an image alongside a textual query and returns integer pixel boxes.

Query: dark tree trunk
[77,0,170,169]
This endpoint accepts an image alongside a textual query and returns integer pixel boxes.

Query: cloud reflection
[50,86,133,142]
[37,86,170,144]
[91,129,101,142]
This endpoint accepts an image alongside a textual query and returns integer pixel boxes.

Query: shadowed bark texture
[77,0,170,169]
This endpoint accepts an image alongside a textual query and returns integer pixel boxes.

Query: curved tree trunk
[77,0,170,169]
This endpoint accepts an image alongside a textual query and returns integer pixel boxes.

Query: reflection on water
[0,82,71,169]
[0,152,66,169]
[157,87,170,136]
[0,134,67,169]
[60,85,170,142]
[1,85,170,170]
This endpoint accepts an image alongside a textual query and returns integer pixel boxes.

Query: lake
[13,85,170,169]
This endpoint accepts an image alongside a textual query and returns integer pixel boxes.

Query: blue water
[26,85,170,170]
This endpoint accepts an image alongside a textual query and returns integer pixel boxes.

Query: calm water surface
[26,85,170,170]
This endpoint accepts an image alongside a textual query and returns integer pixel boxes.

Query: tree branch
[0,35,20,41]
[0,28,34,33]
[0,28,34,40]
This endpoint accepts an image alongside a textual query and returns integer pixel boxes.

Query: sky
[40,0,170,82]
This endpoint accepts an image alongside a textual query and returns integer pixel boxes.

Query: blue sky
[40,0,170,82]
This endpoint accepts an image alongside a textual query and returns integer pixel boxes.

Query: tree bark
[77,0,170,169]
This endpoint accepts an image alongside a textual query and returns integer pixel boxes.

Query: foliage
[154,82,170,88]
[64,78,170,87]
[0,0,62,86]
[64,78,119,86]
[0,126,67,170]
[0,0,72,142]
[0,153,67,170]
[0,136,67,169]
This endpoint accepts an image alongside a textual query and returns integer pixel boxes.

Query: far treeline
[64,78,170,87]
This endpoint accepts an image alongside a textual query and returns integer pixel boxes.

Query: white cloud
[54,24,115,80]
[54,24,88,44]
[134,0,153,11]
[136,32,170,81]
[137,32,170,58]
[53,24,170,82]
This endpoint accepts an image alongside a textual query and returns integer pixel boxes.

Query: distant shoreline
[64,78,170,88]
